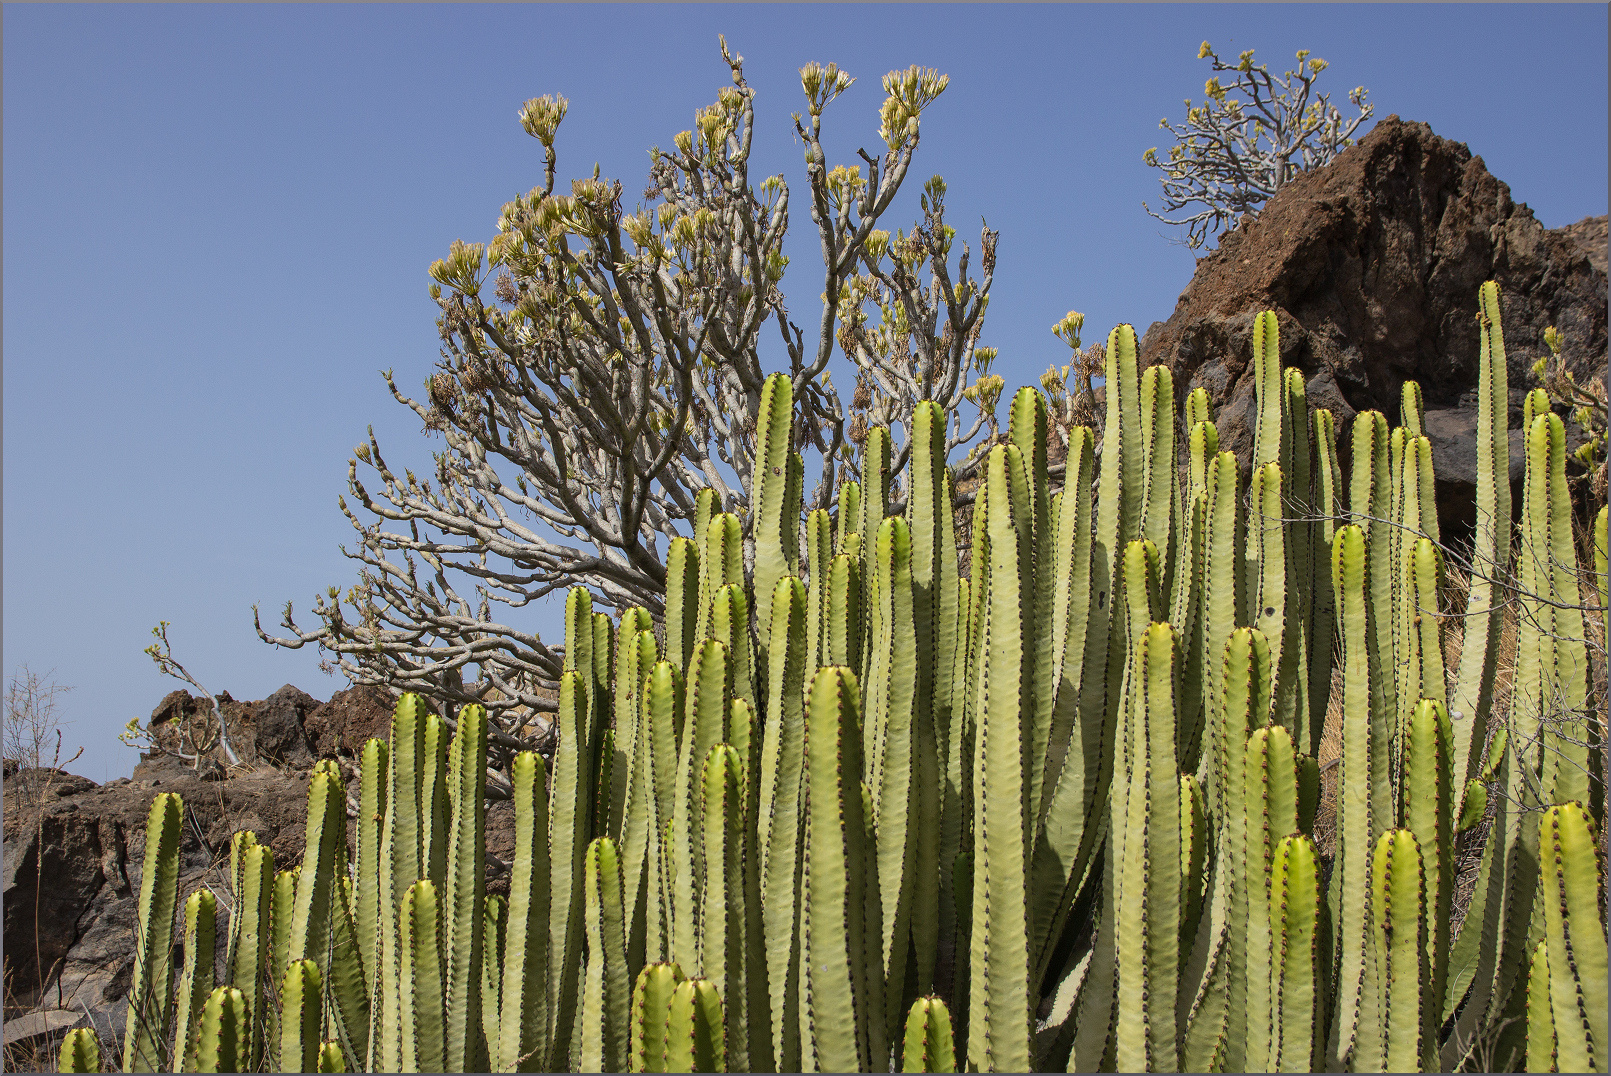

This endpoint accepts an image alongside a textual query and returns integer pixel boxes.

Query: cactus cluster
[67,282,1606,1073]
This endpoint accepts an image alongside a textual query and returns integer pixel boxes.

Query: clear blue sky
[6,4,1605,782]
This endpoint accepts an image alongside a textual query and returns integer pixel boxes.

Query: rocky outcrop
[1138,115,1607,539]
[303,684,397,760]
[2,764,324,1056]
[0,678,378,1059]
[146,684,323,769]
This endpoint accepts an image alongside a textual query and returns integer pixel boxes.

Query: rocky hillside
[1,682,529,1062]
[1137,115,1606,537]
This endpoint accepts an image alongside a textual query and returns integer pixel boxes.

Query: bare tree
[258,40,1000,733]
[3,665,76,807]
[1143,41,1374,250]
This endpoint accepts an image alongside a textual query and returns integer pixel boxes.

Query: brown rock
[303,685,396,759]
[1138,115,1607,537]
[252,684,321,767]
[3,762,316,1044]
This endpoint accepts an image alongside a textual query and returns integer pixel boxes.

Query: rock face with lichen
[1138,114,1606,537]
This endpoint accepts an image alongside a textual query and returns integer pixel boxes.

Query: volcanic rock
[1138,115,1607,538]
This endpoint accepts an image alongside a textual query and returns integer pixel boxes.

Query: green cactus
[547,669,592,1071]
[866,514,920,1038]
[442,704,488,1072]
[580,837,631,1074]
[752,372,799,652]
[317,1040,346,1073]
[664,536,700,677]
[497,751,552,1072]
[482,894,506,1067]
[1240,723,1299,1073]
[224,832,271,1072]
[280,959,323,1075]
[800,666,884,1072]
[1526,939,1556,1074]
[1268,834,1321,1073]
[671,638,729,975]
[1366,829,1428,1073]
[112,283,1611,1076]
[695,745,745,1069]
[57,1027,101,1074]
[836,479,863,557]
[664,978,726,1073]
[1538,802,1608,1071]
[1448,282,1512,812]
[192,986,249,1074]
[966,443,1033,1074]
[757,576,808,1070]
[1402,696,1453,1047]
[901,996,957,1073]
[629,962,684,1073]
[122,792,183,1073]
[1115,622,1184,1073]
[171,889,216,1073]
[290,764,345,970]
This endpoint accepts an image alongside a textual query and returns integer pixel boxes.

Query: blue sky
[5,4,1605,782]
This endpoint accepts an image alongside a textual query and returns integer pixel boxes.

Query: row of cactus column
[68,281,1606,1073]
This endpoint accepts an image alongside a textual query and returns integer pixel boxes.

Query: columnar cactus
[122,793,182,1073]
[109,282,1605,1075]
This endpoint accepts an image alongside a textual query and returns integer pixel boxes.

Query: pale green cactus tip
[58,1028,102,1073]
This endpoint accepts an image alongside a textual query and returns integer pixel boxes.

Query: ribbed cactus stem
[1269,834,1321,1072]
[580,837,631,1074]
[1241,724,1299,1073]
[58,1028,101,1073]
[316,1041,345,1073]
[758,576,807,1070]
[354,736,387,998]
[697,743,759,1072]
[1115,622,1184,1073]
[966,444,1033,1074]
[1539,802,1608,1072]
[1251,310,1285,472]
[122,792,183,1073]
[664,978,726,1073]
[664,536,700,677]
[800,667,883,1072]
[279,959,322,1075]
[866,514,920,1040]
[671,639,729,975]
[290,765,345,974]
[630,962,685,1073]
[1526,939,1556,1073]
[901,996,957,1073]
[400,879,446,1073]
[191,986,249,1074]
[224,833,271,1073]
[752,372,799,647]
[498,751,551,1073]
[547,670,592,1071]
[171,889,216,1074]
[1369,830,1427,1073]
